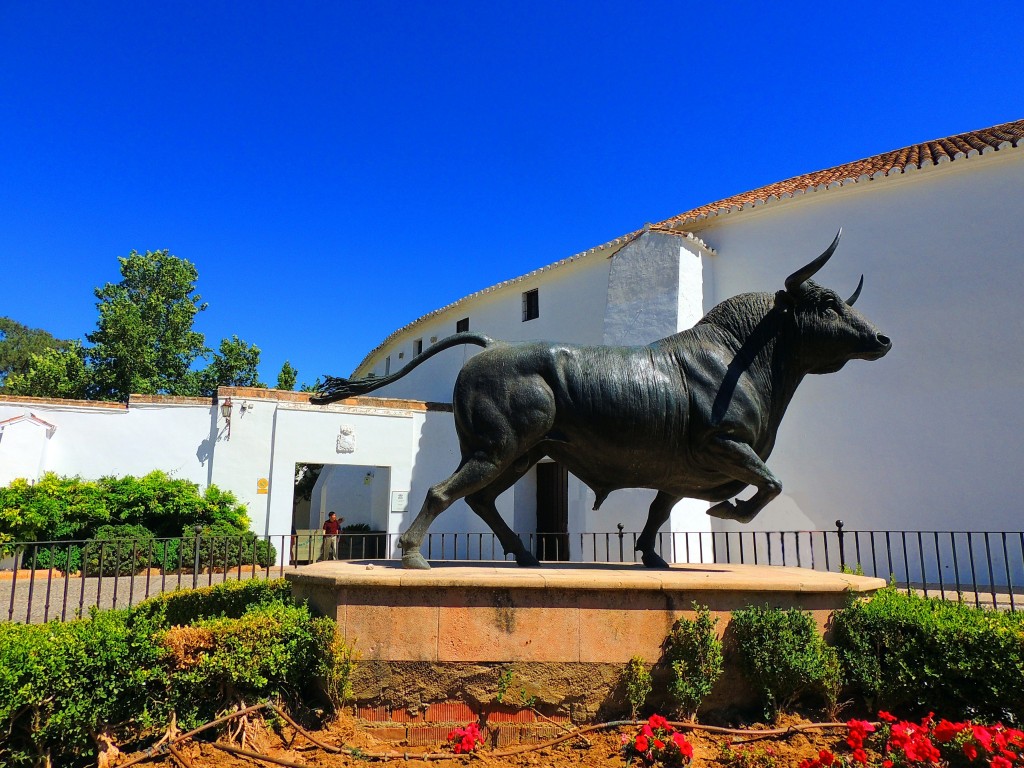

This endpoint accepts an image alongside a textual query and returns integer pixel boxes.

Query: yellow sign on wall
[256,478,269,495]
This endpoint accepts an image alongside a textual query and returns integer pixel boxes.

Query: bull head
[784,229,864,306]
[779,229,892,373]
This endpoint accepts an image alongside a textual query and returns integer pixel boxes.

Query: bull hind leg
[398,455,515,570]
[637,491,682,568]
[464,448,546,567]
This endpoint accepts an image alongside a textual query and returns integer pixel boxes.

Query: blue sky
[2,2,1021,387]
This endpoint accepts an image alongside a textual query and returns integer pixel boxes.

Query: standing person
[322,511,343,560]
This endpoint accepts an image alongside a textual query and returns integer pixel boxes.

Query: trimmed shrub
[0,578,336,767]
[0,608,164,768]
[132,577,293,627]
[0,471,253,559]
[729,605,841,720]
[160,601,333,726]
[665,604,724,720]
[83,524,156,576]
[831,586,1024,721]
[176,521,276,571]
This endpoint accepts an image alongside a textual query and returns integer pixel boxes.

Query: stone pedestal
[285,560,884,664]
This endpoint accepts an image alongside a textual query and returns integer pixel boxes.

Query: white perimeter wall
[693,147,1024,534]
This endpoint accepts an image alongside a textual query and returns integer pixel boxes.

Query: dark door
[535,461,569,561]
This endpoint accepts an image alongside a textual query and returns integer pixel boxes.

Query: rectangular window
[522,289,539,321]
[385,355,391,375]
[456,317,469,333]
[413,338,423,356]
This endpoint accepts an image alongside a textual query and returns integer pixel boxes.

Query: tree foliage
[2,341,92,399]
[86,250,209,400]
[276,360,297,390]
[0,317,70,388]
[197,335,263,394]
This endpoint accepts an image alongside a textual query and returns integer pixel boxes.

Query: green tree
[198,335,263,394]
[0,317,70,388]
[276,360,297,390]
[86,250,208,400]
[3,342,92,400]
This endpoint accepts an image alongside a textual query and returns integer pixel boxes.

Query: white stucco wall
[691,146,1024,538]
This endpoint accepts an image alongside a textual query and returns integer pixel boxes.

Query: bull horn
[785,229,843,293]
[846,274,864,306]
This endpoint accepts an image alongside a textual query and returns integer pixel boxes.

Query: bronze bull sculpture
[313,231,891,569]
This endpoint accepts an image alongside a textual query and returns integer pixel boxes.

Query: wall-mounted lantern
[220,397,233,439]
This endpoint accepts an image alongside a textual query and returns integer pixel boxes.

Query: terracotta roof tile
[655,119,1024,229]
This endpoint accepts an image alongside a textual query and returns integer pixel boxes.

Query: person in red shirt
[322,511,343,559]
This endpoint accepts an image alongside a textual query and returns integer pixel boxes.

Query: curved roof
[354,118,1023,376]
[655,118,1023,229]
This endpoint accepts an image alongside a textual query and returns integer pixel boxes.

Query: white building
[2,118,1022,569]
[353,118,1024,543]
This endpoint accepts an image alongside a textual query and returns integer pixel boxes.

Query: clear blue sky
[2,2,1021,387]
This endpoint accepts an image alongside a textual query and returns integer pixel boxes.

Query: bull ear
[846,274,864,306]
[785,229,842,294]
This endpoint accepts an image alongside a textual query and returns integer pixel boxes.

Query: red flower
[648,714,670,731]
[653,739,665,750]
[818,749,835,766]
[634,734,649,753]
[851,747,868,764]
[798,759,818,768]
[963,742,979,761]
[991,756,1013,768]
[672,732,693,758]
[882,761,893,768]
[879,711,898,723]
[933,719,965,743]
[973,725,996,753]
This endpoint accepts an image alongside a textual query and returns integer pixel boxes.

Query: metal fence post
[617,523,624,563]
[836,519,846,571]
[192,524,203,589]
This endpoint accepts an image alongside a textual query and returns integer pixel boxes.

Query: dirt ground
[126,712,858,768]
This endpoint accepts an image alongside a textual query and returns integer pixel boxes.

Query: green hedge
[0,579,335,768]
[729,604,841,719]
[0,471,251,553]
[831,586,1024,721]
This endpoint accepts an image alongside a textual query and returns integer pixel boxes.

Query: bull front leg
[636,491,682,568]
[703,436,782,523]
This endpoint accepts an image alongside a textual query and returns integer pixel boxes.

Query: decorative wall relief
[336,425,356,454]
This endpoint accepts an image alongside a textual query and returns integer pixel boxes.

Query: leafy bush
[19,540,84,573]
[623,656,652,721]
[831,587,1024,721]
[664,604,724,720]
[0,474,110,550]
[0,471,252,556]
[0,578,337,767]
[0,608,164,767]
[82,524,156,576]
[176,521,276,571]
[132,577,294,627]
[729,604,841,720]
[160,601,333,726]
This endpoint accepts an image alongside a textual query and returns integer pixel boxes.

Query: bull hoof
[515,551,541,567]
[707,500,740,520]
[641,551,670,568]
[401,552,431,570]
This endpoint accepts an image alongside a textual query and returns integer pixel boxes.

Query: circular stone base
[284,560,884,664]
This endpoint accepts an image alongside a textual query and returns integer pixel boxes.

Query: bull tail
[310,332,495,403]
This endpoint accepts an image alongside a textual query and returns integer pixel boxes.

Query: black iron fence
[4,523,1024,623]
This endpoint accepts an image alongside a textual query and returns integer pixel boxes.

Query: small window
[522,289,539,321]
[456,317,469,333]
[398,351,404,360]
[385,355,391,375]
[413,338,423,356]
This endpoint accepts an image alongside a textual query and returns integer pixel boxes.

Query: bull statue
[312,231,891,570]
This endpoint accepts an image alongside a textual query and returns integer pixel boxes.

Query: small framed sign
[391,490,409,512]
[256,478,269,495]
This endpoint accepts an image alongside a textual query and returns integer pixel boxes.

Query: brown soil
[125,712,857,768]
